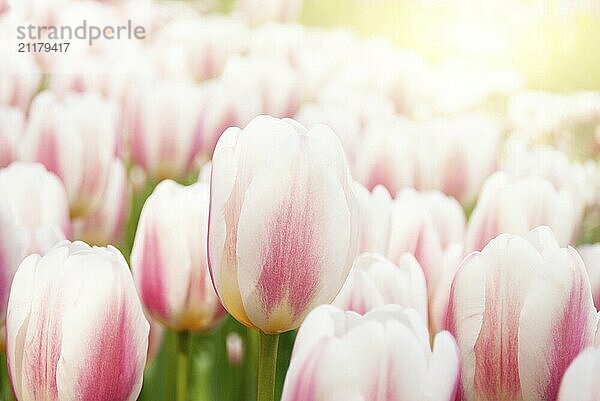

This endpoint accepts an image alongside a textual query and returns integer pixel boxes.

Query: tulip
[151,15,247,81]
[416,116,501,205]
[353,116,417,195]
[465,172,579,252]
[0,162,70,347]
[132,179,226,331]
[226,332,244,365]
[6,241,149,401]
[0,106,24,168]
[129,81,206,180]
[333,253,428,321]
[578,244,600,309]
[0,44,42,111]
[557,347,600,401]
[502,142,594,221]
[208,115,359,334]
[72,159,129,246]
[19,91,120,217]
[353,183,394,256]
[446,226,597,401]
[237,0,303,25]
[281,305,460,401]
[353,184,466,332]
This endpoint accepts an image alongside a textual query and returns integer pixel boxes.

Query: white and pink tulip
[208,116,359,334]
[333,253,428,322]
[132,180,226,332]
[19,91,120,217]
[281,305,460,401]
[446,226,597,401]
[6,241,149,401]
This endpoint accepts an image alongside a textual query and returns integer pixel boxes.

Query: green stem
[176,331,191,401]
[257,332,279,401]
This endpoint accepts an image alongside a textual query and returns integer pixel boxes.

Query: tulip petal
[57,247,148,401]
[519,247,597,401]
[557,347,600,401]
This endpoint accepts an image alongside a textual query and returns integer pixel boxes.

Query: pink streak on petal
[285,339,326,401]
[37,127,61,180]
[367,163,397,196]
[441,149,467,200]
[473,274,522,401]
[24,292,61,401]
[139,227,169,321]
[445,281,466,401]
[541,262,593,401]
[256,188,320,319]
[76,301,141,401]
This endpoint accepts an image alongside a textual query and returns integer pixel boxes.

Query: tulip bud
[502,143,593,221]
[345,183,465,333]
[417,116,501,205]
[0,106,24,168]
[129,81,205,180]
[6,241,149,401]
[151,15,246,82]
[466,172,579,252]
[208,116,359,334]
[0,162,70,347]
[281,305,460,401]
[446,226,597,401]
[558,347,600,401]
[72,159,129,246]
[333,253,427,321]
[353,116,416,195]
[132,180,226,331]
[226,332,244,365]
[578,244,600,309]
[353,183,393,255]
[19,91,120,217]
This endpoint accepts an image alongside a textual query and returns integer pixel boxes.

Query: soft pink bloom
[333,253,427,321]
[0,162,71,347]
[129,81,206,180]
[208,116,359,334]
[466,172,578,252]
[281,305,460,401]
[353,117,417,195]
[132,180,226,331]
[226,332,244,365]
[72,159,129,246]
[579,244,600,310]
[353,184,465,332]
[0,106,24,168]
[446,226,597,401]
[151,15,247,81]
[0,44,42,111]
[6,241,149,401]
[19,91,120,217]
[237,0,303,25]
[503,142,594,218]
[416,116,501,205]
[557,347,600,401]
